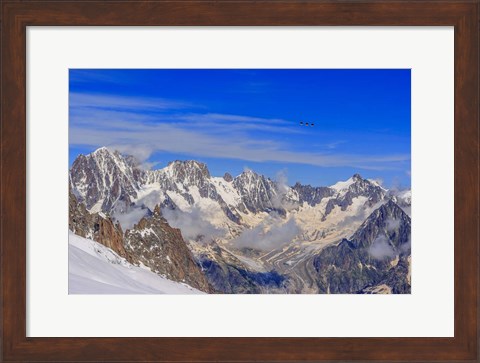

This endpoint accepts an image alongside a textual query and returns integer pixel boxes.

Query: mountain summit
[313,200,411,294]
[69,147,144,213]
[69,147,412,294]
[70,147,409,223]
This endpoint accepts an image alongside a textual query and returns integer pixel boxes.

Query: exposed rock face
[70,148,406,228]
[69,147,412,295]
[69,147,144,212]
[201,259,286,294]
[146,160,214,199]
[293,182,334,206]
[233,170,284,214]
[350,199,410,249]
[223,172,233,182]
[197,242,287,294]
[69,187,127,258]
[321,174,387,219]
[388,190,412,216]
[313,200,411,294]
[94,218,126,257]
[70,186,212,292]
[124,205,212,293]
[166,160,211,184]
[342,174,386,204]
[152,161,243,224]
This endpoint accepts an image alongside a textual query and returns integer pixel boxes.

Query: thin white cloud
[177,112,291,125]
[325,140,347,150]
[69,124,409,170]
[69,91,410,171]
[70,92,191,112]
[70,101,305,135]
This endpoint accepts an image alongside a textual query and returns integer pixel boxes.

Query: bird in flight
[299,121,314,127]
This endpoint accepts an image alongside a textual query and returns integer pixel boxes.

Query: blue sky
[69,69,411,188]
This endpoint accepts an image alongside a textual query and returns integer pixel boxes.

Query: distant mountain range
[69,147,411,294]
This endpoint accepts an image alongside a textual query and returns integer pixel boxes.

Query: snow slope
[69,232,204,294]
[330,177,356,192]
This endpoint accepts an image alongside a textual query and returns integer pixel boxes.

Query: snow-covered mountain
[124,205,213,292]
[69,186,213,293]
[69,185,128,259]
[313,200,411,294]
[232,169,286,214]
[70,147,410,226]
[69,147,412,294]
[326,173,386,216]
[69,147,145,213]
[69,232,204,294]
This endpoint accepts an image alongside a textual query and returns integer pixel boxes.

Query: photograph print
[69,69,411,294]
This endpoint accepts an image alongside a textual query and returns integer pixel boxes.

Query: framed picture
[68,68,412,296]
[1,1,478,362]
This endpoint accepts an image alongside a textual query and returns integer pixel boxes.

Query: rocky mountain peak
[340,174,386,202]
[331,173,372,190]
[165,160,211,184]
[153,204,162,217]
[313,200,411,294]
[232,170,281,214]
[168,159,210,173]
[223,172,233,182]
[364,199,406,223]
[293,182,334,207]
[69,187,129,260]
[319,174,388,219]
[233,169,261,188]
[351,199,411,249]
[70,147,408,238]
[233,169,271,190]
[92,146,110,156]
[124,210,213,293]
[238,168,258,177]
[70,147,145,213]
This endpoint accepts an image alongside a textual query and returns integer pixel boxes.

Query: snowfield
[69,232,204,294]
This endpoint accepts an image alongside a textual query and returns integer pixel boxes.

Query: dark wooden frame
[1,1,478,362]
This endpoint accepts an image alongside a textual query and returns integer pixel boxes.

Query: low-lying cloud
[111,144,156,167]
[162,206,226,242]
[270,169,299,211]
[368,236,396,260]
[112,207,149,231]
[135,190,165,211]
[385,218,401,232]
[233,216,300,251]
[337,201,384,231]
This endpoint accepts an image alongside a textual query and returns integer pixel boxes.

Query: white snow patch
[211,177,241,206]
[138,227,157,238]
[330,177,354,191]
[68,231,204,294]
[88,199,104,214]
[166,190,191,211]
